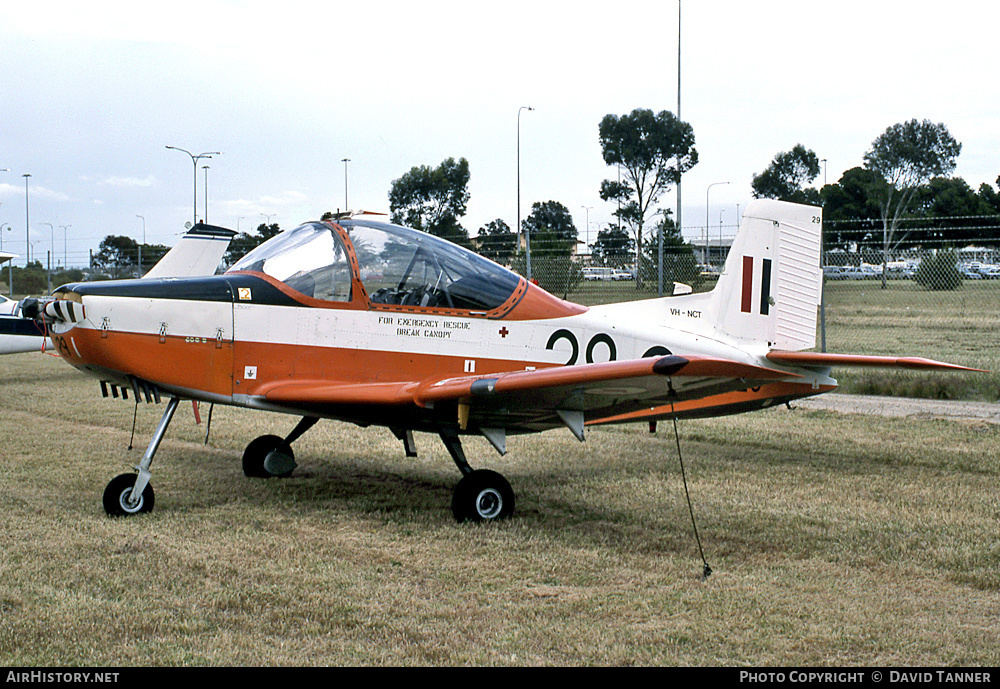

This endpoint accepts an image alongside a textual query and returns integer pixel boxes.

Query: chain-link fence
[521,218,1000,399]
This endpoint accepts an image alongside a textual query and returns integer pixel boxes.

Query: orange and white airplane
[24,200,976,520]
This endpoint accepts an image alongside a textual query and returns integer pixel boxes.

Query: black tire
[103,473,155,517]
[242,435,295,478]
[451,469,515,523]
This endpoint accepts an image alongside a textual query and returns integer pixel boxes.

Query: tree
[389,157,471,245]
[591,224,634,268]
[598,108,697,288]
[751,144,822,204]
[476,219,516,265]
[912,177,996,245]
[863,119,962,287]
[94,235,138,279]
[821,167,884,251]
[225,223,281,266]
[978,175,1000,214]
[521,200,578,258]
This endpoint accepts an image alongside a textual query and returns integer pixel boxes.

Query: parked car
[823,266,849,280]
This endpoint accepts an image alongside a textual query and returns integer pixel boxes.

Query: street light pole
[342,158,350,211]
[42,222,53,294]
[705,182,730,266]
[203,166,210,224]
[60,225,70,268]
[166,146,220,226]
[1,223,11,296]
[22,174,30,265]
[136,215,145,275]
[517,106,534,280]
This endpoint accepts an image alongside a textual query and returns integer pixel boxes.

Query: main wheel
[103,473,155,517]
[242,435,295,478]
[451,469,515,523]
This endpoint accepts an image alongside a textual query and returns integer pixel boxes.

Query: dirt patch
[795,393,1000,425]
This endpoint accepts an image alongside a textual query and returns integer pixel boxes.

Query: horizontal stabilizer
[766,351,986,372]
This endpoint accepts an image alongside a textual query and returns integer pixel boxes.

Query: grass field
[2,354,998,666]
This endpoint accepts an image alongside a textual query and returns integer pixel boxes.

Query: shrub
[914,249,962,291]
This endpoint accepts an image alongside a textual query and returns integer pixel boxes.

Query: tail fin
[710,199,823,351]
[142,223,236,279]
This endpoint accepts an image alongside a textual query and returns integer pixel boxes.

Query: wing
[260,355,798,437]
[142,224,236,279]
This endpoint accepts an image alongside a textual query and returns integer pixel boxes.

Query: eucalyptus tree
[863,119,961,287]
[389,157,471,245]
[598,108,697,289]
[751,144,822,204]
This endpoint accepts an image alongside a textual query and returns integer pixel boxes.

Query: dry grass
[1,353,999,666]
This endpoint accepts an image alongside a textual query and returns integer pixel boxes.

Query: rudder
[711,200,823,351]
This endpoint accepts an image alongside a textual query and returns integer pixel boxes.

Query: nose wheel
[103,473,155,516]
[101,396,179,518]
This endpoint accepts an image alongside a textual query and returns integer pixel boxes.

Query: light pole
[581,205,592,258]
[42,222,54,281]
[203,166,210,224]
[166,146,220,226]
[1,223,11,296]
[705,182,729,266]
[517,106,534,280]
[675,0,683,273]
[22,174,30,265]
[60,225,70,269]
[136,215,145,275]
[342,158,350,211]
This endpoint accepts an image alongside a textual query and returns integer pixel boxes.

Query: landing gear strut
[103,396,179,517]
[439,427,514,523]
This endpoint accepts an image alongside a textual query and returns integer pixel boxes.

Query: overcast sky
[2,1,997,267]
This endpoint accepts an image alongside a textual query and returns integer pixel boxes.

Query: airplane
[19,200,978,521]
[1,251,49,355]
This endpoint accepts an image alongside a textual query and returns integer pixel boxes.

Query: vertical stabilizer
[142,223,236,279]
[712,200,823,351]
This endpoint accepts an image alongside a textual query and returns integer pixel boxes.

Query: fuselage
[46,219,834,432]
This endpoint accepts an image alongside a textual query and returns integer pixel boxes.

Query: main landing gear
[440,426,515,523]
[103,402,514,523]
[241,416,318,478]
[241,420,515,523]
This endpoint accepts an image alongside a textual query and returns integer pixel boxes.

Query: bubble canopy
[228,219,522,311]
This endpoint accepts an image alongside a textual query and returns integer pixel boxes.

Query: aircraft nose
[43,298,86,324]
[19,296,86,325]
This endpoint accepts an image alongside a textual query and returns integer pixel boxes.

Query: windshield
[339,219,521,311]
[227,222,351,301]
